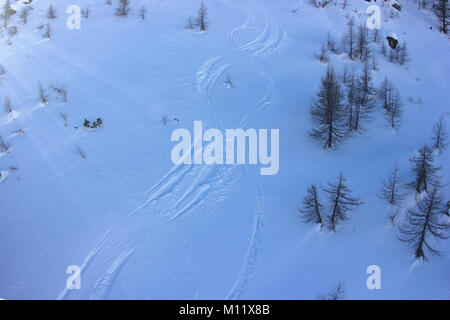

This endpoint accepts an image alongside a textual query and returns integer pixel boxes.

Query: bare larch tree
[408,144,440,194]
[431,115,448,151]
[299,184,323,226]
[310,65,346,149]
[323,173,362,231]
[380,164,405,205]
[398,187,449,260]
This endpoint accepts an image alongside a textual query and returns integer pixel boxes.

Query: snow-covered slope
[0,0,449,299]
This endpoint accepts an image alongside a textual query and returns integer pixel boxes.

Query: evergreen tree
[380,164,405,205]
[310,65,346,149]
[431,115,448,151]
[399,187,449,260]
[408,145,440,193]
[299,184,323,226]
[323,173,362,231]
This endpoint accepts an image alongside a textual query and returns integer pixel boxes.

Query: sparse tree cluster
[311,63,377,148]
[300,173,361,231]
[187,2,208,31]
[395,117,448,260]
[377,78,403,129]
[342,18,371,62]
[434,0,449,34]
[384,41,409,66]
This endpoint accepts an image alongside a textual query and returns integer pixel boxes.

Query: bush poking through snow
[115,0,130,17]
[186,16,194,29]
[4,96,12,113]
[0,135,10,153]
[162,116,168,127]
[20,7,32,24]
[224,74,234,88]
[84,118,103,129]
[1,0,14,28]
[82,6,90,19]
[47,5,57,20]
[38,82,48,104]
[76,145,86,160]
[60,112,68,127]
[43,23,51,39]
[139,6,147,20]
[51,84,67,103]
[318,281,345,300]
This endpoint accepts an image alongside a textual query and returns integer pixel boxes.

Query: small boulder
[386,36,398,49]
[392,3,401,11]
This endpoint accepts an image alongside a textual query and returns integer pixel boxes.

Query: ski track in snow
[89,248,136,300]
[58,0,285,299]
[226,166,265,300]
[234,8,288,57]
